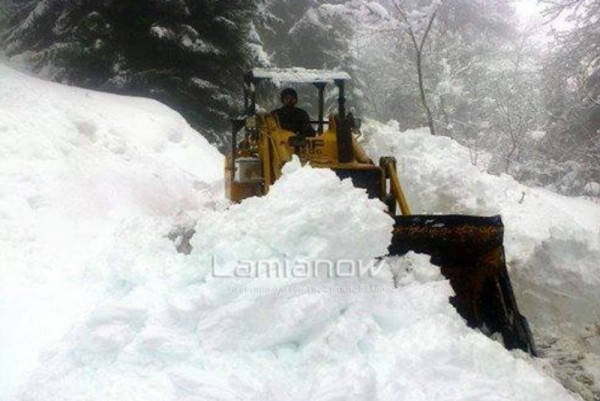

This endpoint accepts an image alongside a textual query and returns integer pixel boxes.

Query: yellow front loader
[225,68,536,355]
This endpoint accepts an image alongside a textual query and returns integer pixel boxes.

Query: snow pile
[363,119,600,397]
[0,65,222,399]
[194,158,392,264]
[14,160,577,401]
[362,119,600,329]
[0,65,222,281]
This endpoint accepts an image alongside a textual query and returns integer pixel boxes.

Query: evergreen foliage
[261,0,354,70]
[0,0,13,27]
[1,0,269,147]
[258,0,384,114]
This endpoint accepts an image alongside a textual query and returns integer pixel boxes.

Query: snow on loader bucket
[225,67,537,355]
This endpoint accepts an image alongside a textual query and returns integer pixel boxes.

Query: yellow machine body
[224,68,536,355]
[225,112,411,214]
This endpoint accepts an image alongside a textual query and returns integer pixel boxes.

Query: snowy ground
[0,65,597,400]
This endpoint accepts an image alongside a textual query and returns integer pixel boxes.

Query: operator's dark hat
[280,87,298,101]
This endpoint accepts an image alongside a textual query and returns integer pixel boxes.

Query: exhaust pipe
[335,79,353,163]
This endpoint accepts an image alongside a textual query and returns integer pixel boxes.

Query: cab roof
[249,67,351,84]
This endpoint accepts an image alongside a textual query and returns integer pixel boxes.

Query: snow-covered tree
[258,0,387,114]
[1,0,270,147]
[358,3,490,109]
[541,0,600,101]
[261,0,355,70]
[354,0,547,177]
[533,0,600,194]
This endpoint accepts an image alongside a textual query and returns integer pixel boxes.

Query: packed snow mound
[0,64,223,399]
[192,157,393,264]
[15,162,577,401]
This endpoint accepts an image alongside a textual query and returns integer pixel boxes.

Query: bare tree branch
[391,0,440,136]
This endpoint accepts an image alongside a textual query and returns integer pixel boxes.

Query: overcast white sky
[514,0,544,19]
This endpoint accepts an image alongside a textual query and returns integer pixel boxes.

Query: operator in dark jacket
[273,88,316,137]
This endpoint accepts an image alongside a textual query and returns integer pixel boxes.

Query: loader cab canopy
[243,67,352,135]
[249,67,351,83]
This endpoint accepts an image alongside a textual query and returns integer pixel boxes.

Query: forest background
[1,0,599,197]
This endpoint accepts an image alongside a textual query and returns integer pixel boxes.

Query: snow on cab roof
[251,67,351,83]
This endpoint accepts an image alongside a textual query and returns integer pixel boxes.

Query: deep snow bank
[0,65,223,399]
[15,160,577,401]
[0,64,223,280]
[363,119,600,397]
[362,120,600,332]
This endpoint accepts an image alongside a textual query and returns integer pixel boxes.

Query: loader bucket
[389,214,536,355]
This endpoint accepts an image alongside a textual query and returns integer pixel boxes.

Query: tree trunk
[416,51,436,136]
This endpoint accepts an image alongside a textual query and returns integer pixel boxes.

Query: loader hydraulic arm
[380,157,411,216]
